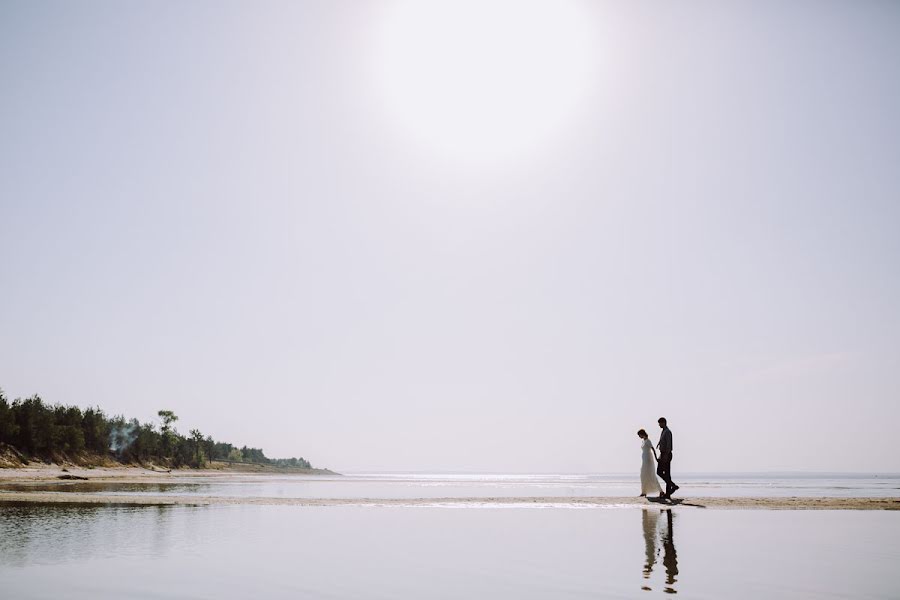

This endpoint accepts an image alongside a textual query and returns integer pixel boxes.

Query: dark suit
[656,427,675,496]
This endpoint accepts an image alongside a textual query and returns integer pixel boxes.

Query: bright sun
[372,0,595,164]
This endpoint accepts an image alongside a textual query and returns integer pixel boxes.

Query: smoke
[109,421,138,456]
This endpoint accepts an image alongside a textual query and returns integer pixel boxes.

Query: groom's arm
[659,430,672,453]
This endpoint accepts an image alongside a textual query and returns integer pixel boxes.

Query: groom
[656,417,679,499]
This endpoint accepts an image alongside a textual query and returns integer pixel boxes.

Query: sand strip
[0,491,897,510]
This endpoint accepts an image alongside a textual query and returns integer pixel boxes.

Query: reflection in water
[0,481,214,495]
[0,503,178,567]
[642,510,658,584]
[1,504,897,599]
[661,510,679,593]
[641,509,679,593]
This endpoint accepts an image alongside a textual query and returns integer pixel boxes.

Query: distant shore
[0,463,336,485]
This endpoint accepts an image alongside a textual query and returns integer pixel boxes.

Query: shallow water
[4,472,899,500]
[1,502,898,599]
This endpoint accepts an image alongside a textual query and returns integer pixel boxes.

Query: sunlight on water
[4,473,898,500]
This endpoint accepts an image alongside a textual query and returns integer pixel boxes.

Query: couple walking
[638,417,679,499]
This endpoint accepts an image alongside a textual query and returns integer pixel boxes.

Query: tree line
[0,389,312,469]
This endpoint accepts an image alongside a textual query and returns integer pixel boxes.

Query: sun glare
[372,0,595,164]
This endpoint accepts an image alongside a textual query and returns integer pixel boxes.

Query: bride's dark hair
[637,429,647,438]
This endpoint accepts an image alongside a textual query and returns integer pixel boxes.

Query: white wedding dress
[641,438,663,496]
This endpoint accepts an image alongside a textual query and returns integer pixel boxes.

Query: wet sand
[0,491,896,510]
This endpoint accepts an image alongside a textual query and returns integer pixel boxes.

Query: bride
[637,429,663,497]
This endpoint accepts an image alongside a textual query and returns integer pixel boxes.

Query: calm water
[4,472,899,500]
[1,502,898,599]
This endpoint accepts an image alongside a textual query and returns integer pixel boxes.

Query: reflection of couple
[637,417,679,499]
[642,509,679,594]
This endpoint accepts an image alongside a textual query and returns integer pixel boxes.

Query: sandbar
[0,491,896,510]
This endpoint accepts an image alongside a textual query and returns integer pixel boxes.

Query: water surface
[1,502,897,599]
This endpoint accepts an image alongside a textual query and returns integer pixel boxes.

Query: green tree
[81,407,109,455]
[189,429,205,466]
[0,389,19,443]
[157,410,178,458]
[203,435,215,464]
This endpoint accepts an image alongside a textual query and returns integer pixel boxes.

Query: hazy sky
[2,0,898,473]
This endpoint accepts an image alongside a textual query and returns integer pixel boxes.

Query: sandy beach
[1,466,897,510]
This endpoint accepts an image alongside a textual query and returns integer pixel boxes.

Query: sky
[1,0,899,474]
